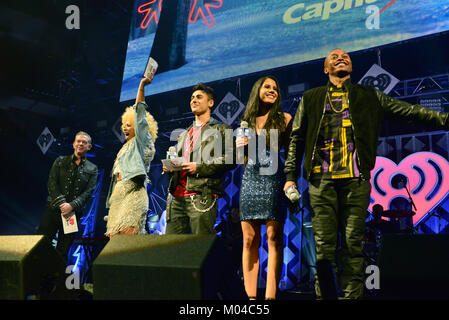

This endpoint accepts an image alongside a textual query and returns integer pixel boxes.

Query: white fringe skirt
[105,179,148,237]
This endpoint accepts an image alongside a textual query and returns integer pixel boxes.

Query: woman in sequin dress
[237,76,293,300]
[105,76,158,238]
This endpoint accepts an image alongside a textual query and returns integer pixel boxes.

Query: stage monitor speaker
[0,235,67,299]
[377,234,449,299]
[93,234,246,300]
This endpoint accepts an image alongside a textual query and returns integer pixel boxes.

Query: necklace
[327,91,347,113]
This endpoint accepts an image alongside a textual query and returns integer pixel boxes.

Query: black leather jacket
[285,79,449,181]
[47,154,98,213]
[168,118,235,196]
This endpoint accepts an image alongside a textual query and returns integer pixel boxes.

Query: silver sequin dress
[239,133,288,222]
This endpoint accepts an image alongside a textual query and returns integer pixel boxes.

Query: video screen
[120,0,449,101]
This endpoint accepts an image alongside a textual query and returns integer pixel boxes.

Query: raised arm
[136,75,153,104]
[134,75,157,169]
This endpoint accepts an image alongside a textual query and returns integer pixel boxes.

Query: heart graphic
[218,101,240,118]
[361,73,391,92]
[369,152,449,225]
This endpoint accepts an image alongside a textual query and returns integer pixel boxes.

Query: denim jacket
[106,102,155,208]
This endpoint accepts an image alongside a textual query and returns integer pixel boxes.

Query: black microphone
[397,175,407,189]
[400,176,417,211]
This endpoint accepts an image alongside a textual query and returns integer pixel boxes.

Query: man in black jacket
[37,131,98,263]
[283,48,449,299]
[163,83,235,235]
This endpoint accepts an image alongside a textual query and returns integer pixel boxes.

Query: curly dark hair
[241,76,286,133]
[192,83,215,101]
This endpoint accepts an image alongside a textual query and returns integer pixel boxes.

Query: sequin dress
[239,132,288,222]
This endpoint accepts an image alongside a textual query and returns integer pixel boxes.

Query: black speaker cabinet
[0,235,67,299]
[93,234,245,300]
[378,234,449,299]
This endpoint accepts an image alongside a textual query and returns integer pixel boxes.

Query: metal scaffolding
[388,73,449,104]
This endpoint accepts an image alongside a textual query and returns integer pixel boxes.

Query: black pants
[308,178,371,299]
[166,193,218,235]
[37,204,78,264]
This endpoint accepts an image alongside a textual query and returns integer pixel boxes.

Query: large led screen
[120,0,449,101]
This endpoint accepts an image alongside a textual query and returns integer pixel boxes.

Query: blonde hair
[121,106,158,141]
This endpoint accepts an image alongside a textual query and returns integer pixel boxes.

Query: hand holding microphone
[236,121,249,164]
[284,181,300,203]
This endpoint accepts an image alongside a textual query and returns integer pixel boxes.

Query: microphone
[236,121,248,164]
[397,175,407,189]
[167,146,177,160]
[285,185,301,203]
[399,175,417,211]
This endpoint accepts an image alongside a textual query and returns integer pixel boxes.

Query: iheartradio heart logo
[369,152,449,225]
[360,73,391,92]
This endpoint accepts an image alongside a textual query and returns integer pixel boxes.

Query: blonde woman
[105,76,158,238]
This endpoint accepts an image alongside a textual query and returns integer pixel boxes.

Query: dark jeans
[37,204,78,264]
[308,177,371,299]
[165,193,218,235]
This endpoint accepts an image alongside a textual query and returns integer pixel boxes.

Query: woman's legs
[265,220,284,299]
[241,220,262,299]
[108,226,138,239]
[119,226,137,235]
